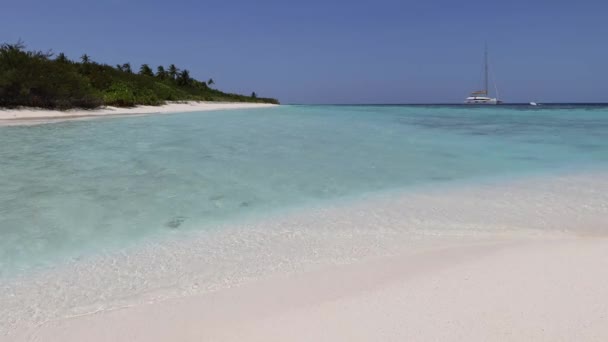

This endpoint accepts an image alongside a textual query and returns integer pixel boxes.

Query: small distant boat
[529,102,538,106]
[465,45,502,105]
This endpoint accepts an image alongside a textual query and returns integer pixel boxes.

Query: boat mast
[484,43,488,95]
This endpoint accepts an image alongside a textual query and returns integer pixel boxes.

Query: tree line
[0,41,279,109]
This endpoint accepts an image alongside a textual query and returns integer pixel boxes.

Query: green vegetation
[0,41,279,109]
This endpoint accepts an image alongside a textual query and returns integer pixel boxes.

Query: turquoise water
[1,105,608,276]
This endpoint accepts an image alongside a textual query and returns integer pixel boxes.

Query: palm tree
[207,78,215,86]
[178,69,191,86]
[156,66,167,80]
[139,64,153,77]
[80,54,90,64]
[122,63,132,74]
[251,92,257,99]
[56,52,69,63]
[2,39,25,52]
[168,64,179,80]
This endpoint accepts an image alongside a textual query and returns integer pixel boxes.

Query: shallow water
[1,104,608,276]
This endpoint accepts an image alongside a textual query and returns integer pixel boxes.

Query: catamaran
[465,45,502,105]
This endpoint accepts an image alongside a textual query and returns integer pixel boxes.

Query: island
[0,41,278,124]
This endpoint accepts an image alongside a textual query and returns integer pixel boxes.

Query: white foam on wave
[2,170,608,335]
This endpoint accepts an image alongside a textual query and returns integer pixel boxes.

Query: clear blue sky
[2,0,607,104]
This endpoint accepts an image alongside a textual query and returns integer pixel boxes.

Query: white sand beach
[3,171,608,341]
[0,101,277,126]
[15,238,608,342]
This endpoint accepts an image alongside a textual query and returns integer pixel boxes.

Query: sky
[2,0,607,104]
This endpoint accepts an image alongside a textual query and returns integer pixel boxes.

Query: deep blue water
[1,104,607,276]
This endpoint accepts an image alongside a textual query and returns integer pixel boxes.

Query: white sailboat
[465,45,502,105]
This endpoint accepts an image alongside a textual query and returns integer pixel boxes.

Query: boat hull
[464,97,500,105]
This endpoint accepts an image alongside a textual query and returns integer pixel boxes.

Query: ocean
[1,104,608,278]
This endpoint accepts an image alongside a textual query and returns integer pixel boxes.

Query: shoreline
[0,101,278,126]
[13,236,608,342]
[2,170,608,340]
